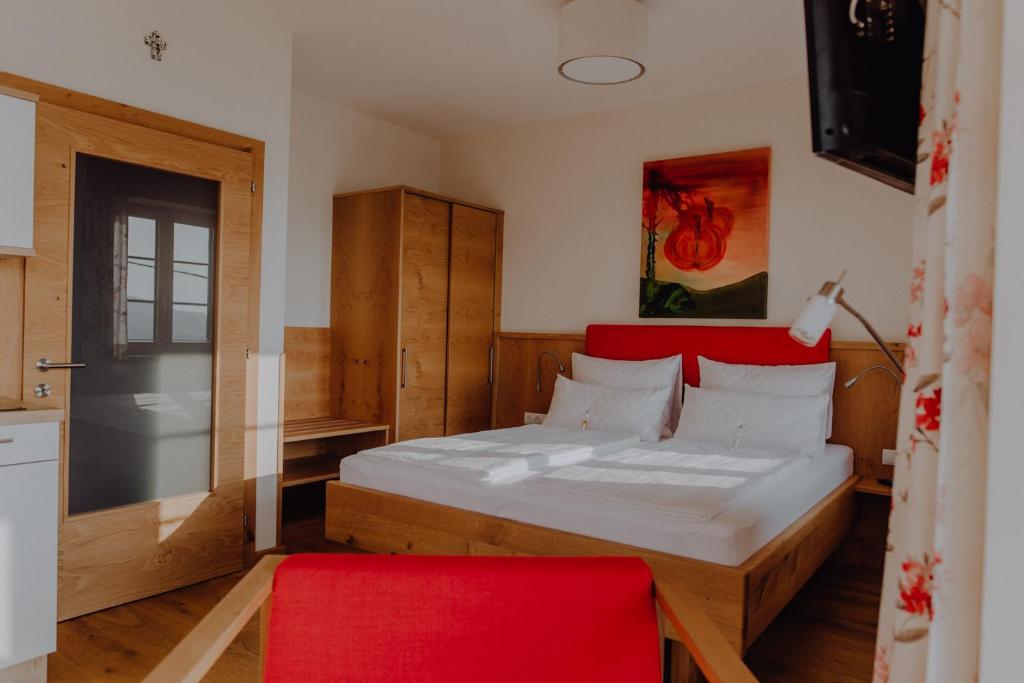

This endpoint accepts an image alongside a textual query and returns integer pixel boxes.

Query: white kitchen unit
[0,409,61,683]
[0,86,37,257]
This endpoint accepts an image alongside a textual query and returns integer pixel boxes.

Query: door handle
[400,349,408,388]
[36,358,86,372]
[0,437,13,445]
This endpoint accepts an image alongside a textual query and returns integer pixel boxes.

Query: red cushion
[585,324,831,386]
[263,554,661,683]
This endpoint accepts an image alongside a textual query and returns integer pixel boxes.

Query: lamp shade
[558,0,647,84]
[790,294,837,347]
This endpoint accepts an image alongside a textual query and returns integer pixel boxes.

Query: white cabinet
[0,420,58,679]
[0,89,37,256]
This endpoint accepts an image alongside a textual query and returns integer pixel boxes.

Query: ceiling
[288,0,809,139]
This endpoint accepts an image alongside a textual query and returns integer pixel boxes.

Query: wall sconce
[536,351,566,393]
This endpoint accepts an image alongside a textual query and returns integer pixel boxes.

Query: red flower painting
[640,148,770,319]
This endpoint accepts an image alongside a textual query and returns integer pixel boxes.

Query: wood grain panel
[741,475,857,644]
[0,72,259,154]
[397,194,450,441]
[829,341,905,483]
[445,205,497,435]
[0,257,24,399]
[282,327,331,421]
[326,480,748,650]
[330,191,402,427]
[24,102,254,620]
[491,332,586,428]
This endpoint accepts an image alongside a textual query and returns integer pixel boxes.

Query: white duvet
[518,437,807,522]
[355,425,640,484]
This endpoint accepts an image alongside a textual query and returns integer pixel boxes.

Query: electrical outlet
[524,412,546,425]
[882,448,899,466]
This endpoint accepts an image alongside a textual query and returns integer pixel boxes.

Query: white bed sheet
[354,425,640,484]
[339,440,853,567]
[520,438,808,523]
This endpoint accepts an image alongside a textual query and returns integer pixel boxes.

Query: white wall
[0,0,293,546]
[440,77,916,341]
[286,90,441,327]
[980,2,1024,678]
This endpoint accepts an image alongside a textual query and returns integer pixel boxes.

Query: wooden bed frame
[320,325,884,678]
[326,475,857,655]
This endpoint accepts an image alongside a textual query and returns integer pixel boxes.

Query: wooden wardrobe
[330,187,503,442]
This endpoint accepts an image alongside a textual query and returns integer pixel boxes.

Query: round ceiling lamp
[558,0,648,85]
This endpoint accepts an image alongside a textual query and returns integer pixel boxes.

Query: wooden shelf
[282,453,342,488]
[282,417,388,443]
[854,478,892,497]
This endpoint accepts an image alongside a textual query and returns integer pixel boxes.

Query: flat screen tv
[804,0,926,193]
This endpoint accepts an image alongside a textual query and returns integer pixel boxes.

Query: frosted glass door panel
[68,153,218,515]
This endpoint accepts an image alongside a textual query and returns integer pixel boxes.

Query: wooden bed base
[325,474,857,656]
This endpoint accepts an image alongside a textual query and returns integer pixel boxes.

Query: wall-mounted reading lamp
[790,271,904,387]
[536,351,566,393]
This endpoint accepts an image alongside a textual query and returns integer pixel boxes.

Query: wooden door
[397,194,450,441]
[22,102,254,620]
[445,205,498,435]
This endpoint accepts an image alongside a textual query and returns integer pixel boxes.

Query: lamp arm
[536,351,567,393]
[836,295,905,378]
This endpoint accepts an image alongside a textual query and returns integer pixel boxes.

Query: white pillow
[674,385,829,457]
[697,357,837,438]
[570,352,683,438]
[543,376,671,443]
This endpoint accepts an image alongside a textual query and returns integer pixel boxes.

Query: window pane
[173,263,209,304]
[173,303,208,341]
[174,223,210,264]
[127,216,156,258]
[127,258,155,300]
[127,301,154,341]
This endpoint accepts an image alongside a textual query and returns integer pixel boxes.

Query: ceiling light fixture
[558,0,648,85]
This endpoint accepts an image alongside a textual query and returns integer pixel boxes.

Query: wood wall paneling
[330,191,402,426]
[282,327,331,421]
[491,332,586,428]
[445,204,497,435]
[396,194,450,441]
[829,341,904,483]
[0,257,24,399]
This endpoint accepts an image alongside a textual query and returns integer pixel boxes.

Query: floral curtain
[873,1,1002,681]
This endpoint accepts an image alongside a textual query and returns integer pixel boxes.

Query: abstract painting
[640,147,770,319]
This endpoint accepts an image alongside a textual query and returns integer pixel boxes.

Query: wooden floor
[48,516,882,682]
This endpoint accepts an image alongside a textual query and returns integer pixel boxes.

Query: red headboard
[585,325,831,386]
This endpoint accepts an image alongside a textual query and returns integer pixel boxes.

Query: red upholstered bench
[145,554,756,683]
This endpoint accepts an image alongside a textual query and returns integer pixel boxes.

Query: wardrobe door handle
[0,437,13,445]
[488,346,494,385]
[401,349,408,388]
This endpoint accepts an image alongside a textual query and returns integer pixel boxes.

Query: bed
[324,325,858,676]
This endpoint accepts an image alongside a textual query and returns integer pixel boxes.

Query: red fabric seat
[263,554,662,682]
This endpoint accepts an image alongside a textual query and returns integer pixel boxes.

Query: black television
[804,0,926,193]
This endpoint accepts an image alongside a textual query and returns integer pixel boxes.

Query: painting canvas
[640,147,770,319]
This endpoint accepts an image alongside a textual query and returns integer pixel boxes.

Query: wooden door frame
[0,71,266,566]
